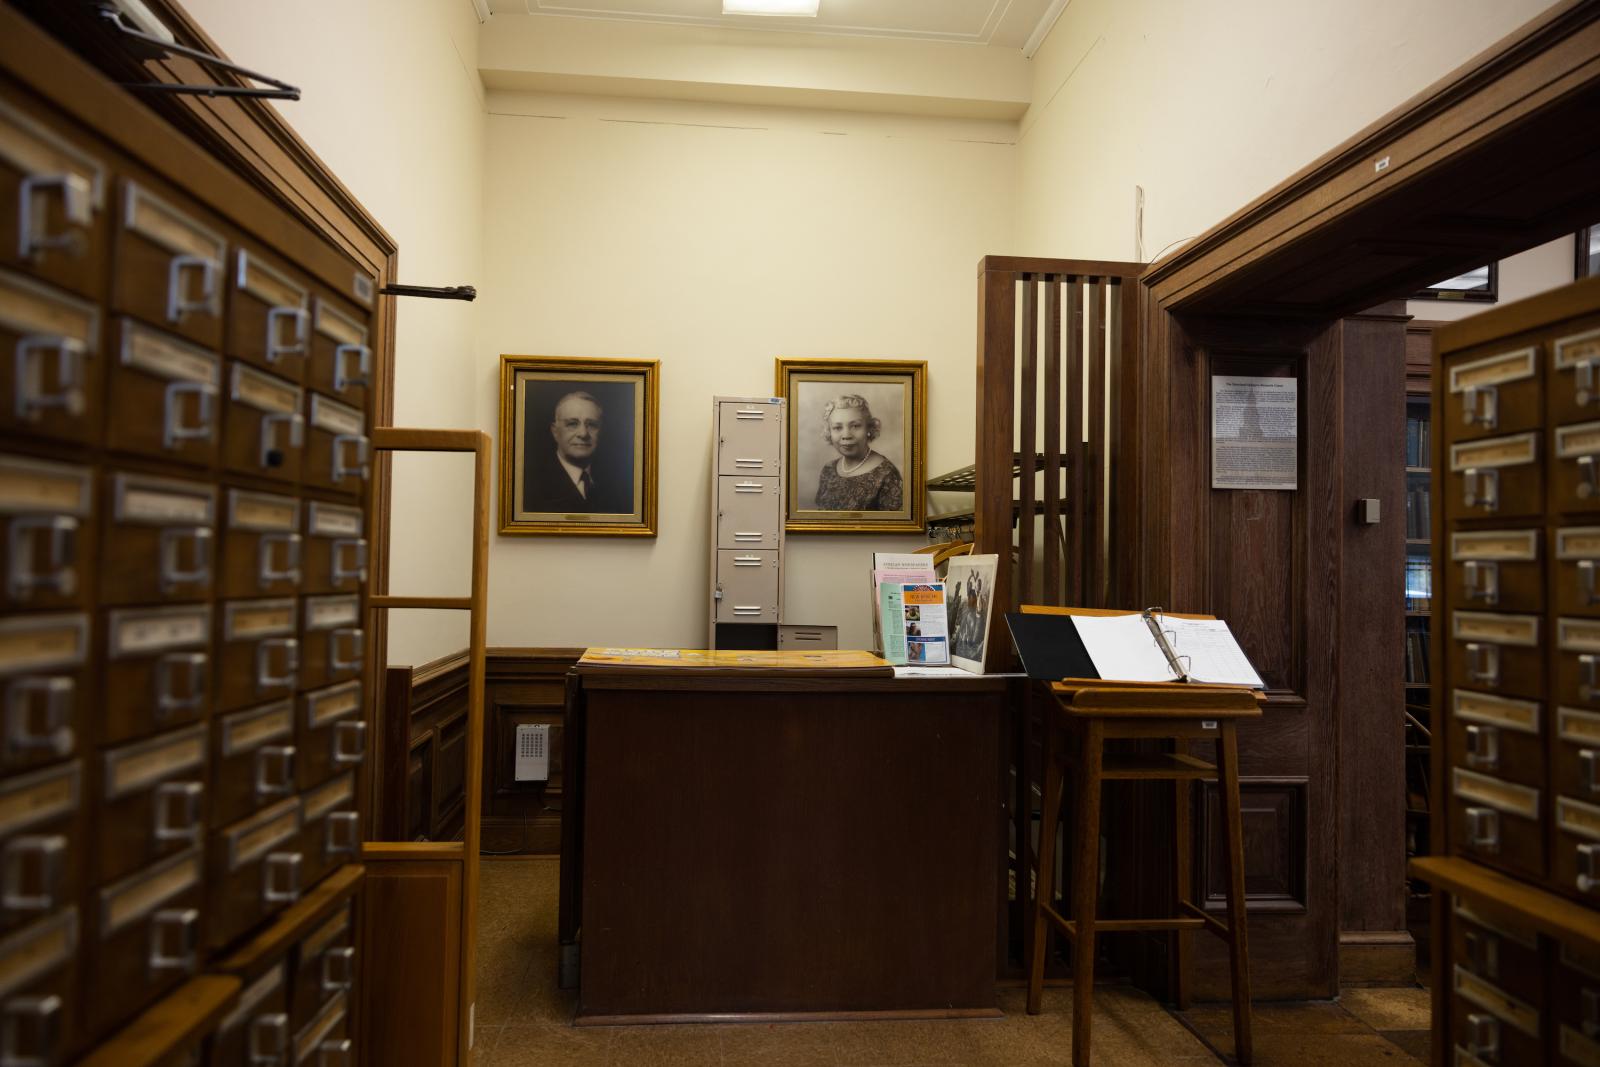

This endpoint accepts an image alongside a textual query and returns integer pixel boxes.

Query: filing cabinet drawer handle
[733,533,763,541]
[158,526,212,594]
[162,381,216,449]
[331,538,367,585]
[732,606,764,616]
[332,435,369,483]
[1584,654,1599,703]
[732,556,762,566]
[1462,467,1499,512]
[330,628,364,674]
[1462,560,1499,606]
[258,532,302,587]
[733,458,764,468]
[1583,750,1600,795]
[18,172,91,261]
[4,676,74,759]
[1583,560,1599,606]
[317,1039,353,1067]
[1581,842,1600,894]
[254,745,296,800]
[261,851,302,904]
[1581,456,1599,502]
[326,811,360,857]
[259,412,305,470]
[14,335,86,422]
[332,720,366,767]
[166,254,220,323]
[1,835,64,915]
[1462,385,1498,430]
[153,780,203,845]
[1464,724,1499,770]
[1464,1012,1500,1060]
[1465,642,1501,688]
[733,484,763,494]
[255,638,299,691]
[1466,806,1500,853]
[1462,929,1498,980]
[321,944,356,994]
[735,409,766,419]
[0,992,62,1067]
[148,907,199,974]
[154,651,207,716]
[334,343,371,391]
[1579,357,1597,408]
[247,1012,290,1067]
[7,516,77,601]
[266,306,309,363]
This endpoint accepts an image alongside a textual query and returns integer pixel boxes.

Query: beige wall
[479,93,1016,649]
[1406,235,1577,323]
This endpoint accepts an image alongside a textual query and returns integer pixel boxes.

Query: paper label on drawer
[238,252,305,309]
[230,491,297,531]
[102,850,199,934]
[1452,611,1539,646]
[306,597,359,630]
[308,503,362,537]
[1453,767,1539,819]
[0,765,77,836]
[1562,707,1600,744]
[0,271,96,344]
[0,458,89,514]
[1450,433,1538,472]
[1559,422,1600,459]
[1450,530,1538,562]
[1557,328,1600,370]
[117,481,213,525]
[124,183,222,262]
[1562,1025,1600,1067]
[219,961,285,1032]
[232,364,301,414]
[1559,796,1600,842]
[1453,690,1540,734]
[106,728,205,797]
[110,608,208,655]
[1449,347,1537,392]
[120,321,219,385]
[0,102,102,206]
[0,910,75,1001]
[297,991,348,1062]
[304,773,354,822]
[228,801,299,867]
[309,394,363,436]
[1561,528,1600,560]
[307,684,360,728]
[1454,900,1536,948]
[302,907,351,958]
[1562,618,1600,653]
[0,614,86,673]
[225,601,295,639]
[222,703,292,755]
[314,301,366,345]
[1453,965,1540,1035]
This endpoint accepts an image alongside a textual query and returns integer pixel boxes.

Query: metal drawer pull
[317,1039,353,1067]
[732,606,764,616]
[1462,385,1498,430]
[331,538,367,584]
[4,676,74,758]
[332,720,366,766]
[1585,986,1600,1038]
[254,745,296,800]
[261,851,302,905]
[153,781,203,845]
[7,516,77,600]
[14,335,86,421]
[1582,456,1599,502]
[1585,654,1599,703]
[1462,560,1499,605]
[733,556,762,566]
[733,533,763,541]
[255,638,298,691]
[1465,642,1501,687]
[1583,750,1600,795]
[330,628,364,673]
[733,485,763,495]
[259,412,304,470]
[1582,842,1600,894]
[321,945,356,994]
[158,526,212,594]
[1465,806,1499,853]
[154,652,207,717]
[325,811,359,856]
[1464,724,1499,770]
[1579,357,1597,408]
[332,435,369,483]
[247,1013,289,1067]
[1462,929,1498,980]
[1,835,64,914]
[148,907,199,974]
[162,381,215,449]
[734,409,765,419]
[258,532,302,587]
[1461,468,1499,512]
[0,992,62,1067]
[1583,560,1598,606]
[266,306,309,363]
[166,254,219,323]
[734,458,763,468]
[1464,1012,1500,1059]
[334,343,371,391]
[19,172,91,261]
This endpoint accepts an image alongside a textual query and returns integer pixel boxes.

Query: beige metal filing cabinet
[710,396,786,648]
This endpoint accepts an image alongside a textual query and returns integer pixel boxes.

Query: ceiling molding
[1022,0,1069,59]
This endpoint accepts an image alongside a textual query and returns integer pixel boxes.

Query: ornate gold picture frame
[498,355,659,536]
[775,358,926,533]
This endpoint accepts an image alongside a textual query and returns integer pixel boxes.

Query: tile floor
[475,858,1431,1065]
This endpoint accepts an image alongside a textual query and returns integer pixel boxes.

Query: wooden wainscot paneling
[380,652,469,842]
[359,843,462,1067]
[483,649,584,855]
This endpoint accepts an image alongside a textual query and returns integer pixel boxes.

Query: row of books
[1406,413,1432,468]
[1405,627,1431,683]
[1405,487,1432,540]
[1404,560,1431,611]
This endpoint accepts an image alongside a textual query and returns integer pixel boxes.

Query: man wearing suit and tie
[525,390,633,514]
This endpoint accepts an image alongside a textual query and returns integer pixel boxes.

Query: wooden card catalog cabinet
[0,268,99,445]
[224,363,304,483]
[0,97,107,299]
[230,248,310,381]
[112,180,225,350]
[0,453,91,612]
[309,298,370,410]
[0,612,86,773]
[220,489,301,599]
[1556,421,1600,512]
[1555,327,1600,426]
[1447,346,1542,439]
[110,318,219,466]
[86,846,205,1039]
[1558,527,1600,617]
[1448,433,1542,519]
[1450,612,1542,698]
[1449,529,1541,612]
[101,473,214,604]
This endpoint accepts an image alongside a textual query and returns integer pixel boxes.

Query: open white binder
[1069,608,1265,688]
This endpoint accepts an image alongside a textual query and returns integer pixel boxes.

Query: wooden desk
[559,663,1012,1023]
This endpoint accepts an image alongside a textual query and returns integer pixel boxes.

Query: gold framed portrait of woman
[774,358,927,533]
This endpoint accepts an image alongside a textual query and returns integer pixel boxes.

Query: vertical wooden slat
[461,433,489,1063]
[1043,279,1063,603]
[1065,278,1086,606]
[1018,278,1038,606]
[1087,279,1107,607]
[976,263,1017,672]
[1115,271,1142,609]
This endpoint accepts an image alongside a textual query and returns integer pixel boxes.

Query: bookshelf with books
[1401,329,1435,956]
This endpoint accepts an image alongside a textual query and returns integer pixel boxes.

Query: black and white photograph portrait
[945,553,999,672]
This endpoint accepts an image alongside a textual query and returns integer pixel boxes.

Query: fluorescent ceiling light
[723,0,820,15]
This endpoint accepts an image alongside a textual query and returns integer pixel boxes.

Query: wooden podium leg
[1027,719,1063,1015]
[1172,755,1192,1011]
[1216,722,1254,1066]
[1072,722,1104,1067]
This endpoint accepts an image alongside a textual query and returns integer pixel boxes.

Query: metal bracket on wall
[94,2,302,100]
[379,284,478,302]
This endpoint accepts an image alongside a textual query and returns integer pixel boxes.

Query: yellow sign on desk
[580,647,889,670]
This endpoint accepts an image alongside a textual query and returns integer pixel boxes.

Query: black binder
[1004,612,1099,681]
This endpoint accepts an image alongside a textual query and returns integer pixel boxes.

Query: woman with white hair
[813,394,904,510]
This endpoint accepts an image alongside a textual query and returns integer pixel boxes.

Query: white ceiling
[484,0,1061,50]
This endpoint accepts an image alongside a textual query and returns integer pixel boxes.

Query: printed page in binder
[1068,612,1181,683]
[1162,617,1265,688]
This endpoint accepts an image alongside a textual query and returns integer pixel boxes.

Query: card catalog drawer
[1554,326,1600,427]
[109,318,221,467]
[0,762,80,936]
[300,595,362,691]
[1557,795,1600,901]
[296,681,363,792]
[1450,612,1543,700]
[1445,346,1542,443]
[1447,433,1542,519]
[102,472,215,605]
[1554,943,1600,1067]
[230,248,310,382]
[302,500,364,594]
[715,549,778,624]
[86,847,204,1040]
[1557,421,1600,513]
[1560,617,1600,710]
[1449,690,1542,790]
[209,960,291,1067]
[292,989,349,1067]
[778,624,839,651]
[224,362,304,484]
[220,489,301,599]
[716,477,781,550]
[716,401,781,477]
[212,701,295,830]
[0,99,107,298]
[290,902,354,1035]
[308,297,369,411]
[1559,707,1600,804]
[303,395,368,496]
[1452,900,1542,1005]
[0,268,100,445]
[216,599,298,712]
[0,907,81,1066]
[1560,1022,1600,1067]
[1452,767,1542,880]
[101,603,211,745]
[0,612,86,772]
[97,724,206,886]
[1560,527,1600,618]
[1452,965,1542,1067]
[1448,530,1541,613]
[208,798,302,951]
[0,453,91,612]
[112,180,224,349]
[298,771,358,890]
